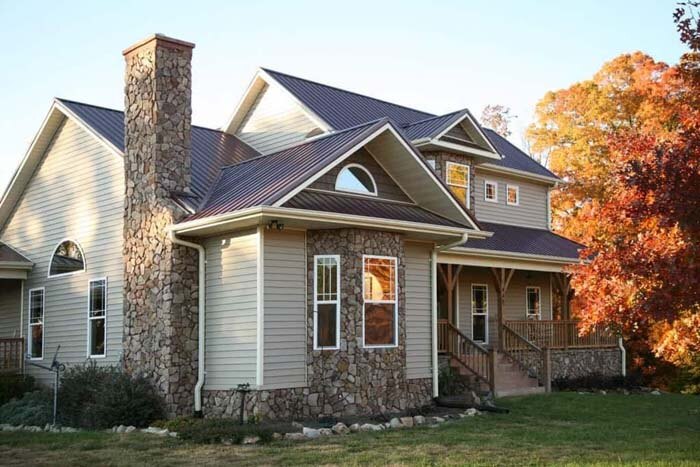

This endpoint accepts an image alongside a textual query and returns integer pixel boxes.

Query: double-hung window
[314,255,340,350]
[507,184,520,206]
[362,255,398,348]
[471,284,488,343]
[28,288,44,359]
[446,162,470,208]
[484,180,498,203]
[526,286,541,320]
[88,278,107,357]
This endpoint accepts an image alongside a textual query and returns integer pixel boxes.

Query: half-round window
[49,240,85,277]
[335,164,377,196]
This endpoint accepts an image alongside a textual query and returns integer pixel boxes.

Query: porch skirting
[201,377,433,421]
[550,348,623,380]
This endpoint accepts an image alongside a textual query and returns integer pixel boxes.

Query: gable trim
[434,110,499,155]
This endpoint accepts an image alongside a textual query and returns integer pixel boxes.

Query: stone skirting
[550,348,623,380]
[202,378,433,421]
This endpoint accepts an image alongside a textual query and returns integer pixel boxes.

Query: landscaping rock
[116,425,127,433]
[284,432,305,441]
[359,423,382,432]
[349,423,361,432]
[331,422,349,435]
[292,421,303,429]
[142,427,169,436]
[413,415,426,426]
[243,436,260,445]
[318,428,333,437]
[272,432,283,440]
[651,390,661,396]
[389,418,403,429]
[303,427,321,439]
[125,426,136,433]
[400,417,414,428]
[61,427,78,433]
[433,417,446,424]
[465,408,478,417]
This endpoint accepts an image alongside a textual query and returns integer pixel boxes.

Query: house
[0,34,624,420]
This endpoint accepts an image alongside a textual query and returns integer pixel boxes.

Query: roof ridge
[481,128,558,178]
[262,68,435,119]
[402,109,465,128]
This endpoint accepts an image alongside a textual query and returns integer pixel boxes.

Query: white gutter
[168,230,206,414]
[618,338,626,377]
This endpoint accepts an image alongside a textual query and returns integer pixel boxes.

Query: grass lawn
[0,392,697,466]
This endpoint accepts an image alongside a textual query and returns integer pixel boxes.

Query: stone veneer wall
[550,348,623,380]
[423,151,475,215]
[202,229,434,421]
[122,35,199,416]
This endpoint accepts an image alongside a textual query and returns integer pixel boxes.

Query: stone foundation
[550,348,623,380]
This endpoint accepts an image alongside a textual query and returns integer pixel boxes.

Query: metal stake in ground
[26,345,65,426]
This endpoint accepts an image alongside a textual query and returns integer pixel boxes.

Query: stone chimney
[122,34,199,416]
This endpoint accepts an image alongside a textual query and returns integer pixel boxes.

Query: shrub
[0,375,36,406]
[438,365,468,396]
[0,390,52,426]
[552,372,644,391]
[58,362,165,429]
[178,418,274,444]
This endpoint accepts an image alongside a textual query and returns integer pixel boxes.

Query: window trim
[446,161,470,209]
[47,238,86,279]
[27,287,45,361]
[506,184,520,206]
[87,277,108,358]
[471,284,489,344]
[526,286,541,320]
[362,254,399,349]
[334,163,378,197]
[313,255,341,350]
[484,180,498,203]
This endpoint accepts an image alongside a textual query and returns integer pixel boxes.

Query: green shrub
[58,362,165,429]
[552,372,643,391]
[0,375,36,406]
[178,418,274,444]
[0,390,52,426]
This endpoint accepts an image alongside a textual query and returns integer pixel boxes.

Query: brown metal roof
[0,243,32,264]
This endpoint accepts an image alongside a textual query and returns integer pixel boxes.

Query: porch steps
[449,352,543,398]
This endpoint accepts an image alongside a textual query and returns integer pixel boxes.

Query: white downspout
[169,229,206,414]
[431,232,469,398]
[618,337,626,377]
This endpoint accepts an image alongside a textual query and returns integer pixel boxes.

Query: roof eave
[477,163,560,185]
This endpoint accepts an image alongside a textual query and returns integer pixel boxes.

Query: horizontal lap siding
[458,267,551,347]
[263,229,306,389]
[0,280,21,337]
[204,231,258,390]
[405,242,432,379]
[236,84,320,154]
[0,118,124,385]
[474,171,549,229]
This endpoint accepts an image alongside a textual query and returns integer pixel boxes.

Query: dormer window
[49,240,85,277]
[335,164,377,196]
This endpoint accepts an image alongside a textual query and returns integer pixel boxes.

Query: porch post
[554,273,572,349]
[491,267,514,351]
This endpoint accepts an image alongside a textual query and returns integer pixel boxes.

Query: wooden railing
[438,319,494,392]
[0,338,24,374]
[501,324,549,390]
[505,320,617,350]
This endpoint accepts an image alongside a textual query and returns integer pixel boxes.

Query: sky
[0,0,687,194]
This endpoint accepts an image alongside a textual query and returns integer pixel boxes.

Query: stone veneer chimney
[122,34,199,416]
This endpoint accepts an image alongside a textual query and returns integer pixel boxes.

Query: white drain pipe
[618,337,626,377]
[169,229,206,414]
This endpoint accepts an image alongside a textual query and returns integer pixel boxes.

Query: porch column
[491,267,514,350]
[553,273,573,349]
[438,263,462,326]
[431,250,439,398]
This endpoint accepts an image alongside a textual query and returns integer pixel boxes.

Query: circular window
[49,240,85,277]
[335,164,377,196]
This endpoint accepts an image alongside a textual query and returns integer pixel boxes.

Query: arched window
[335,164,377,196]
[49,240,85,277]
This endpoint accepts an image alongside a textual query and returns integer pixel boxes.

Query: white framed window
[484,180,498,203]
[48,239,85,278]
[362,255,398,348]
[507,184,520,206]
[313,255,341,350]
[28,288,44,360]
[526,286,541,320]
[446,162,470,208]
[335,164,377,196]
[471,284,488,343]
[88,278,107,357]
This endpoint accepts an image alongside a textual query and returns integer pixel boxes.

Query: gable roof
[461,222,582,259]
[0,242,32,265]
[58,99,260,199]
[401,111,465,141]
[262,68,433,129]
[482,129,558,180]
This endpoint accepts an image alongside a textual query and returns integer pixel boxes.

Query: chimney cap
[123,33,195,56]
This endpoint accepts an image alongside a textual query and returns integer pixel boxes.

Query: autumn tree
[480,104,514,138]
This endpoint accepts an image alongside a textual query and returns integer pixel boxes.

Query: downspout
[431,232,469,398]
[168,229,206,414]
[618,337,626,377]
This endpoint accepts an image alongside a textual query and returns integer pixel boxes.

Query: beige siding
[473,170,549,229]
[405,242,432,379]
[204,230,259,390]
[0,280,22,338]
[458,267,552,346]
[310,148,412,203]
[236,83,320,154]
[0,118,125,385]
[263,229,306,389]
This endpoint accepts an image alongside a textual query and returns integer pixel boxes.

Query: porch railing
[505,320,617,350]
[501,324,549,389]
[438,319,494,393]
[0,338,24,374]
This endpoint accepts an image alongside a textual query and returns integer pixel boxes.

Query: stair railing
[501,323,551,391]
[438,319,494,393]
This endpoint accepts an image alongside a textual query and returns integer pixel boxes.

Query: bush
[0,375,35,406]
[58,362,165,429]
[553,372,644,391]
[438,365,468,396]
[0,390,52,426]
[178,418,274,444]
